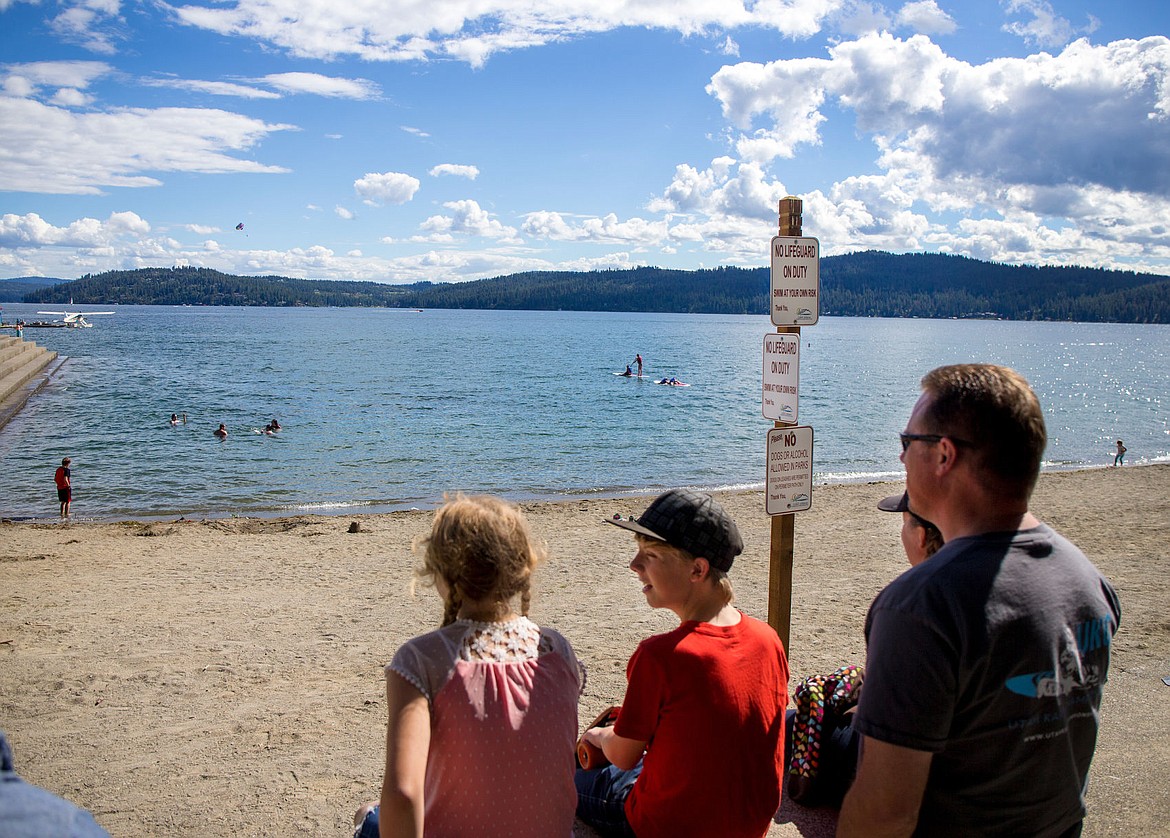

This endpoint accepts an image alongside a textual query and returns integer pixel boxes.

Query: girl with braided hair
[354,494,584,838]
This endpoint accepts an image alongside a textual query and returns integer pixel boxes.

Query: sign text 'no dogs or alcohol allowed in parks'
[766,425,813,514]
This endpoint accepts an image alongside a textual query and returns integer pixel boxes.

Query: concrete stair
[0,334,62,431]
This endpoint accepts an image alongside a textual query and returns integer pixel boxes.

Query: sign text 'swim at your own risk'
[770,236,819,326]
[762,333,799,424]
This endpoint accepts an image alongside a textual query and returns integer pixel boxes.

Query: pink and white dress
[389,616,584,837]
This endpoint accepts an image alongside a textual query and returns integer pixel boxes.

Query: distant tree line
[0,277,59,302]
[389,266,764,314]
[19,253,1170,323]
[818,252,1170,322]
[23,267,414,307]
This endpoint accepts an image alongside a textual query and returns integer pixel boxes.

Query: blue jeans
[574,761,642,838]
[0,733,110,838]
[353,806,379,838]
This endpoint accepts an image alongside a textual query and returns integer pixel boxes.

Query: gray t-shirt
[854,523,1121,837]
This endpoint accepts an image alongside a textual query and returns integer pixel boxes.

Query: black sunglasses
[900,432,973,452]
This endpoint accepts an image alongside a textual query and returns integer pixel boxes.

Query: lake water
[1,302,1167,521]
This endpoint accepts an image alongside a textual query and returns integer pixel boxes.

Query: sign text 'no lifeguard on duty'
[770,236,820,326]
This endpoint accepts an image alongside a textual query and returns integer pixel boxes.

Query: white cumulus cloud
[50,87,93,107]
[1001,0,1096,50]
[895,1,956,35]
[353,171,420,205]
[520,211,666,244]
[709,34,1170,199]
[703,31,1170,268]
[0,210,150,247]
[429,164,480,179]
[2,60,112,99]
[418,199,518,240]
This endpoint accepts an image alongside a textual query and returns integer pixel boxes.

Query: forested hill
[21,267,411,308]
[821,251,1169,322]
[0,276,61,302]
[18,253,1170,323]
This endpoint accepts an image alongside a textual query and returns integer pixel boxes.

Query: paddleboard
[612,372,645,378]
[655,379,691,387]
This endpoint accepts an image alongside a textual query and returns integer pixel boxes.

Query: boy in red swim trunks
[54,457,72,518]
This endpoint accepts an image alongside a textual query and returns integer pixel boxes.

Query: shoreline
[1,465,1167,837]
[3,460,1152,526]
[3,307,1167,525]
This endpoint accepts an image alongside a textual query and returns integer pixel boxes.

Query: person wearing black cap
[574,489,790,838]
[782,491,944,810]
[877,491,943,567]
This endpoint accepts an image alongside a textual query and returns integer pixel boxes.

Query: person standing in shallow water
[1114,439,1126,466]
[54,457,72,518]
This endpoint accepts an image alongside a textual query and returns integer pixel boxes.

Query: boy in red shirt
[54,457,72,519]
[576,489,790,838]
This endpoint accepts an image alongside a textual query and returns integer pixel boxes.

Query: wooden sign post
[766,196,817,651]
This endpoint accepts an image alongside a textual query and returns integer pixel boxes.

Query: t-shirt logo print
[1004,614,1114,698]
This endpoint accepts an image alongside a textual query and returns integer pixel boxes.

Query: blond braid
[442,588,462,627]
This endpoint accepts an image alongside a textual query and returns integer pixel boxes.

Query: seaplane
[34,309,115,328]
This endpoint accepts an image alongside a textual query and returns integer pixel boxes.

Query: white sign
[770,236,820,326]
[762,333,799,423]
[766,425,813,515]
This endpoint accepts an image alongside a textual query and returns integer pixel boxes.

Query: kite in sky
[235,222,244,231]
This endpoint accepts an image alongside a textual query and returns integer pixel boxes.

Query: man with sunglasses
[839,364,1120,838]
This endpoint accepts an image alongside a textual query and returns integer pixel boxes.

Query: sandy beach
[2,465,1167,837]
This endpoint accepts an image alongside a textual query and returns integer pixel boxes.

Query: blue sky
[2,0,1169,283]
